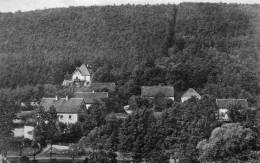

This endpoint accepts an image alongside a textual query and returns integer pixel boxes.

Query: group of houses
[12,64,250,140]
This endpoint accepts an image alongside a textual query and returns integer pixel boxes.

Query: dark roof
[216,99,248,108]
[181,88,201,99]
[40,98,84,113]
[141,86,174,97]
[74,64,90,76]
[74,82,116,92]
[90,82,116,91]
[74,92,108,104]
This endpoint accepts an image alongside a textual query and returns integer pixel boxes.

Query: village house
[74,92,108,109]
[62,64,116,92]
[62,64,91,87]
[40,96,85,124]
[141,85,175,101]
[181,88,201,102]
[216,98,248,121]
[12,110,35,140]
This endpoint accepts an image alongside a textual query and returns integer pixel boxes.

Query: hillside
[0,3,259,103]
[0,5,177,86]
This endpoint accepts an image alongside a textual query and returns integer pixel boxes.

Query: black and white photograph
[0,0,259,162]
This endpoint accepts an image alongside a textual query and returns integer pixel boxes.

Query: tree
[0,90,19,156]
[34,106,59,162]
[197,123,260,162]
[69,144,84,163]
[118,107,159,162]
[168,96,220,162]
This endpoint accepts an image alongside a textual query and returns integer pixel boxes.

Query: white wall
[58,113,78,124]
[181,97,190,103]
[13,128,24,138]
[24,126,34,140]
[219,108,229,121]
[168,97,174,101]
[86,104,92,110]
[72,71,85,81]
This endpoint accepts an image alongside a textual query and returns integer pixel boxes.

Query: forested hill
[0,3,259,104]
[0,5,176,86]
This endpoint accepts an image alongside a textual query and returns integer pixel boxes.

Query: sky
[0,0,259,12]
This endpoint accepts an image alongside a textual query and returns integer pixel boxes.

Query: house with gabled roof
[181,88,201,103]
[74,92,108,109]
[216,98,248,121]
[62,64,91,87]
[40,96,85,124]
[141,86,174,101]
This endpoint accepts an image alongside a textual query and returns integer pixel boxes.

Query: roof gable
[40,98,84,113]
[182,88,201,99]
[216,99,248,108]
[74,92,108,104]
[73,64,90,76]
[141,86,174,97]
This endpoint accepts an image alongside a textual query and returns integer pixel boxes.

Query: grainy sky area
[0,0,259,12]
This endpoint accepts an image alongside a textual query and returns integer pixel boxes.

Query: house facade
[62,64,91,87]
[181,88,201,102]
[216,99,248,121]
[40,96,85,124]
[141,86,175,101]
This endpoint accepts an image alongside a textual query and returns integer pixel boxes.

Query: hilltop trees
[197,123,260,162]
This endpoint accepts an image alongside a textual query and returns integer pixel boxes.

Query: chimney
[66,96,69,101]
[55,95,58,101]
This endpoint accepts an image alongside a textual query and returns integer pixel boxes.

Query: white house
[62,64,91,87]
[72,64,91,84]
[40,96,85,124]
[216,99,248,121]
[181,88,201,102]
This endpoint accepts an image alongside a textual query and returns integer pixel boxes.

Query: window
[69,115,72,119]
[59,115,63,119]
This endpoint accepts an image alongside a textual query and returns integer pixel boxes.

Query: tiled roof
[181,88,201,99]
[90,82,116,91]
[40,98,84,113]
[74,82,116,92]
[74,64,90,76]
[74,92,108,104]
[141,86,174,97]
[216,99,248,108]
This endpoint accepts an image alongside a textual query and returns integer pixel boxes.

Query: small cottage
[62,64,91,87]
[181,88,201,102]
[40,96,85,124]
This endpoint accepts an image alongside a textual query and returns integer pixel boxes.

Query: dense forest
[0,3,259,104]
[0,3,260,162]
